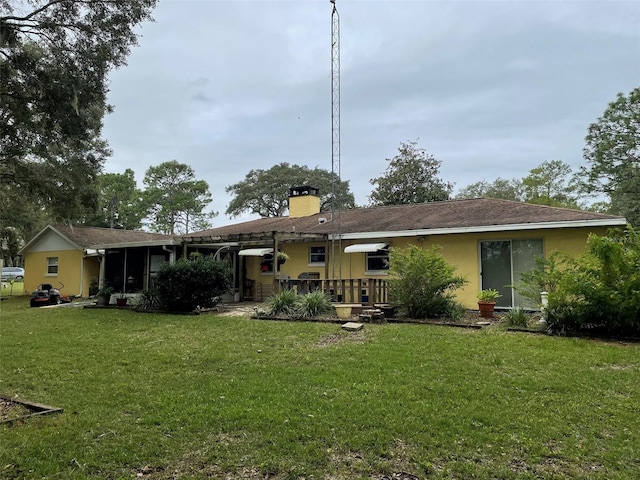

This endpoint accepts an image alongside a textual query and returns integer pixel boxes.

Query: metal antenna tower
[330,0,341,279]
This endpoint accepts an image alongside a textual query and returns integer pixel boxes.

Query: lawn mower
[30,283,72,307]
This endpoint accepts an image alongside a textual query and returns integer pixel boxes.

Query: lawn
[1,297,639,479]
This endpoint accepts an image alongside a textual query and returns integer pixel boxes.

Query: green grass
[1,297,639,479]
[0,280,25,297]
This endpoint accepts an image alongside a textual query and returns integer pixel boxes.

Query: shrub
[296,289,335,318]
[503,307,529,328]
[155,255,233,312]
[388,244,467,319]
[553,228,639,334]
[514,252,568,308]
[528,228,640,336]
[266,289,300,316]
[135,288,161,312]
[443,301,467,321]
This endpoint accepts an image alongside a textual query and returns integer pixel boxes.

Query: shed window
[47,257,59,275]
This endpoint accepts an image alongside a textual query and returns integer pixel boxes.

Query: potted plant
[96,286,114,307]
[116,292,128,308]
[276,251,289,265]
[477,289,501,318]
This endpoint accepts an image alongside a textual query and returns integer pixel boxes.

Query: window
[260,254,274,274]
[366,249,389,272]
[47,257,59,275]
[480,239,543,308]
[309,246,326,264]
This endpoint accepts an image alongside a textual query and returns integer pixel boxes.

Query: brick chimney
[288,186,321,218]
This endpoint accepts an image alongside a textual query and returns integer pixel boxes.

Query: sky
[102,0,640,228]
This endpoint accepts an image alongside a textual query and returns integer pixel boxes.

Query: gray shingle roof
[190,198,626,238]
[51,225,178,248]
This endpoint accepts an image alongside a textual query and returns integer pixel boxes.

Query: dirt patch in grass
[0,398,31,423]
[316,330,369,348]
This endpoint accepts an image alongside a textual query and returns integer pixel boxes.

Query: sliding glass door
[480,239,543,309]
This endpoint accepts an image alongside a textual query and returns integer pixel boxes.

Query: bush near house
[266,289,335,318]
[388,244,467,319]
[155,254,233,312]
[518,227,640,336]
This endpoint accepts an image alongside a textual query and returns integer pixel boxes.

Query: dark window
[309,246,326,264]
[366,249,389,272]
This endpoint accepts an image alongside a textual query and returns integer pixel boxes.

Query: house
[20,187,627,310]
[180,186,627,309]
[19,225,179,297]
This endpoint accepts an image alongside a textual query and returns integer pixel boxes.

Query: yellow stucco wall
[386,226,610,308]
[24,250,99,298]
[241,226,610,307]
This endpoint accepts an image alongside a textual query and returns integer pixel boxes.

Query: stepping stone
[342,322,364,331]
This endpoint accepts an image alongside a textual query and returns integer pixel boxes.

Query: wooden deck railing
[277,277,389,305]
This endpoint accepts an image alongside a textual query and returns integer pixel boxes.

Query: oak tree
[225,163,356,217]
[0,0,157,224]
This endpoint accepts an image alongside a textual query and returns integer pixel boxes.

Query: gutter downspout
[163,245,176,263]
[98,250,106,290]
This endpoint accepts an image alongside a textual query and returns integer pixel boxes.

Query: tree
[455,177,525,201]
[369,140,453,206]
[85,169,146,229]
[582,87,640,226]
[0,0,157,225]
[522,160,580,208]
[225,163,356,218]
[142,161,216,235]
[0,183,50,265]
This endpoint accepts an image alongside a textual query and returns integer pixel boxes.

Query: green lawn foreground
[1,297,639,479]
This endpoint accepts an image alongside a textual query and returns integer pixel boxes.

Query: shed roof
[20,225,180,254]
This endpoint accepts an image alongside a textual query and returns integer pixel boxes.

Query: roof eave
[334,218,628,240]
[90,239,182,249]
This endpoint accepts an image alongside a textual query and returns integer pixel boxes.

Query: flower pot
[334,305,353,319]
[478,301,496,318]
[116,297,128,308]
[96,294,111,307]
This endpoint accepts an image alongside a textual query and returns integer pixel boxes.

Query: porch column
[272,234,280,294]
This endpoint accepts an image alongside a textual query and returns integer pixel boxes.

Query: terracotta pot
[478,301,496,318]
[116,297,128,308]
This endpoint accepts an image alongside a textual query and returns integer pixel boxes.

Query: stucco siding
[24,250,97,297]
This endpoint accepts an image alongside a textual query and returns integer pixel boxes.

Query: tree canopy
[582,87,640,226]
[456,160,581,209]
[85,169,146,229]
[0,0,157,225]
[522,160,580,208]
[225,163,356,217]
[455,178,525,202]
[142,161,216,235]
[369,141,453,206]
